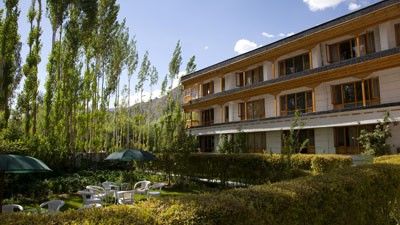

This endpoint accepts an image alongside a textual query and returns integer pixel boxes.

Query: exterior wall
[314,127,335,154]
[379,18,400,50]
[263,61,273,80]
[376,67,400,104]
[266,131,282,153]
[225,73,236,90]
[387,124,400,153]
[213,105,223,124]
[311,44,322,68]
[265,94,276,117]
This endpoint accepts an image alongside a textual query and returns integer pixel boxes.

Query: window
[246,132,266,153]
[334,125,374,154]
[327,38,356,63]
[199,135,215,152]
[202,81,214,96]
[282,129,315,154]
[331,78,380,110]
[280,91,313,116]
[236,72,244,87]
[236,66,263,87]
[395,23,400,47]
[245,66,264,85]
[238,103,246,121]
[246,99,265,120]
[224,106,229,123]
[278,53,310,77]
[221,77,225,91]
[359,31,375,56]
[201,108,214,126]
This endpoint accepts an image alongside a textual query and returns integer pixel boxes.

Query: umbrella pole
[0,170,4,213]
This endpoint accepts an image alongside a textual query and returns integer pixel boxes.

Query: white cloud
[278,33,286,37]
[204,46,209,50]
[261,32,275,38]
[348,2,361,10]
[286,32,295,37]
[234,39,258,54]
[303,0,346,11]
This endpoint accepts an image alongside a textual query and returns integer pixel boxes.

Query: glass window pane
[286,58,294,75]
[372,78,380,98]
[306,92,313,108]
[356,81,362,103]
[287,94,296,113]
[296,92,305,112]
[280,96,286,112]
[336,127,345,146]
[294,55,303,73]
[333,85,342,104]
[343,83,355,104]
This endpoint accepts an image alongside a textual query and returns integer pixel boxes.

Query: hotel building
[181,0,400,154]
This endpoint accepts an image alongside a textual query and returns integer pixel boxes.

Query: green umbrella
[0,154,52,212]
[105,149,156,161]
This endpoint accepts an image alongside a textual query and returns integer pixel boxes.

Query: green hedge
[151,153,352,184]
[374,154,400,164]
[2,164,400,225]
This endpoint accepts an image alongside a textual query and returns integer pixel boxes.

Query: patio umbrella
[0,154,52,212]
[105,149,156,162]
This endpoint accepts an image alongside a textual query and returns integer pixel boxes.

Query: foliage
[150,153,352,185]
[374,154,400,164]
[357,112,394,156]
[217,134,234,153]
[2,164,400,225]
[282,110,309,155]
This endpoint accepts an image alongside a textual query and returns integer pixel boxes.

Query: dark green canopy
[0,154,52,173]
[0,154,51,212]
[105,149,156,162]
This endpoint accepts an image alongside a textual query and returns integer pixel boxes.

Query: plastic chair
[116,190,135,205]
[40,200,64,213]
[147,182,167,198]
[86,185,106,198]
[77,190,103,206]
[133,181,151,195]
[102,181,120,192]
[2,204,23,213]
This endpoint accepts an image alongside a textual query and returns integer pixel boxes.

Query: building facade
[181,0,400,154]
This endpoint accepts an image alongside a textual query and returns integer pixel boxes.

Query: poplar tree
[186,55,196,74]
[168,40,182,90]
[0,0,21,128]
[126,37,138,147]
[20,0,42,136]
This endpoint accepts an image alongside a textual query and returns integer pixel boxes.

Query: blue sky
[3,0,379,104]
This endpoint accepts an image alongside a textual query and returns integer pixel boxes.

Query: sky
[2,0,380,105]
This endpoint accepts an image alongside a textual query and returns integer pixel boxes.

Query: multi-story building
[181,0,400,154]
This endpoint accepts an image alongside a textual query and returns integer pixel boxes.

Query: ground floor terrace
[191,102,400,154]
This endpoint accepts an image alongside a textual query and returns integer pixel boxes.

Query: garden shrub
[374,154,400,164]
[2,164,400,225]
[310,154,353,173]
[150,153,352,185]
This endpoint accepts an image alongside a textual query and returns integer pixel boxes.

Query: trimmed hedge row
[152,153,352,184]
[2,164,400,225]
[374,154,400,164]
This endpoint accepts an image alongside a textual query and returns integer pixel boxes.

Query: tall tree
[168,41,182,90]
[126,37,138,147]
[20,0,42,136]
[136,51,150,106]
[186,55,196,74]
[149,65,158,101]
[0,0,21,128]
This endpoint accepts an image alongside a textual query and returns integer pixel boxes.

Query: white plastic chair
[102,181,120,192]
[134,181,151,195]
[78,190,103,206]
[116,190,135,205]
[40,200,64,213]
[2,204,23,213]
[147,182,167,198]
[86,185,106,199]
